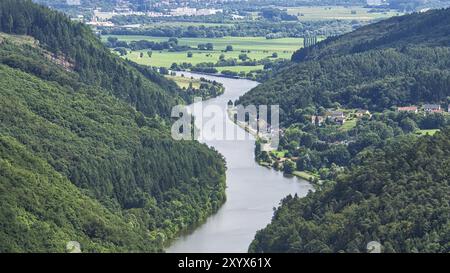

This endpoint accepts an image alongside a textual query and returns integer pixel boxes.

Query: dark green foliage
[292,8,450,62]
[273,111,449,172]
[0,135,157,253]
[0,0,226,252]
[248,9,450,253]
[106,18,356,39]
[260,8,298,21]
[239,9,450,124]
[250,130,450,253]
[0,0,187,118]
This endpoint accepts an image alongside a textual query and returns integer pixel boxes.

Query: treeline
[260,8,298,21]
[106,36,191,52]
[250,129,450,253]
[180,76,225,101]
[104,20,357,39]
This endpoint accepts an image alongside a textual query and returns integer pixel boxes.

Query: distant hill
[0,0,226,252]
[292,8,450,62]
[238,8,450,125]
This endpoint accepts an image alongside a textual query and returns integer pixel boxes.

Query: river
[167,72,313,253]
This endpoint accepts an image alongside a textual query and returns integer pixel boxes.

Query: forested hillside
[246,7,450,253]
[0,0,226,252]
[0,0,189,117]
[250,129,450,253]
[238,8,450,125]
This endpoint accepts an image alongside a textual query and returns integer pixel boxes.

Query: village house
[327,111,345,119]
[423,104,442,113]
[397,106,418,113]
[335,116,346,125]
[355,109,372,118]
[311,115,325,126]
[322,110,348,125]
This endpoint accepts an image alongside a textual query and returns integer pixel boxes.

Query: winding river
[167,72,313,253]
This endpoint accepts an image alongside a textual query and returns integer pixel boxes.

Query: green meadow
[416,129,440,136]
[104,35,305,52]
[164,75,201,89]
[105,35,305,73]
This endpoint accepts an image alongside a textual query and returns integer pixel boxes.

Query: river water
[167,72,313,253]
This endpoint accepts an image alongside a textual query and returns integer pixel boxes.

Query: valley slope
[0,0,225,252]
[244,9,450,253]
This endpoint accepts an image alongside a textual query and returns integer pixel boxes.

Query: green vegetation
[250,130,450,253]
[239,8,450,122]
[105,18,356,39]
[0,0,226,252]
[103,36,305,53]
[416,129,440,136]
[165,74,225,100]
[251,8,450,179]
[166,75,202,89]
[248,7,450,253]
[292,171,318,181]
[340,118,357,131]
[104,35,304,78]
[271,150,289,159]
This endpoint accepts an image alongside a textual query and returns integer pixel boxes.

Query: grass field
[107,35,305,72]
[285,6,403,21]
[218,65,264,73]
[293,171,319,181]
[124,50,283,69]
[105,35,305,52]
[340,118,357,131]
[165,75,201,89]
[416,129,440,136]
[0,32,37,46]
[271,150,288,159]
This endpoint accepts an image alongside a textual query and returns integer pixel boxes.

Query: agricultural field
[165,75,201,89]
[285,6,403,21]
[104,35,305,52]
[105,35,305,75]
[124,50,280,68]
[140,22,232,28]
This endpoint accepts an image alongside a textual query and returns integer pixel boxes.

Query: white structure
[66,0,81,5]
[366,0,384,6]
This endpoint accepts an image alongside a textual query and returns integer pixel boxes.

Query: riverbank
[167,72,312,253]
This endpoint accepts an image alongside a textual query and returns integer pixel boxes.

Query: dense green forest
[105,19,355,39]
[0,0,226,252]
[250,129,450,253]
[1,0,190,117]
[238,8,450,124]
[248,7,450,253]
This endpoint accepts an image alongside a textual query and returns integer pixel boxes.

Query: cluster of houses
[311,109,371,126]
[397,104,450,114]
